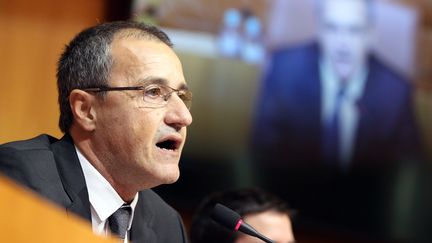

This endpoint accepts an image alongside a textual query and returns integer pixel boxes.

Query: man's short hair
[190,188,293,243]
[57,21,173,133]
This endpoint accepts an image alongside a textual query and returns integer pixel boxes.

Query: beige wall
[0,0,106,143]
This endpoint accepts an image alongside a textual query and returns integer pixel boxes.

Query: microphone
[210,203,275,243]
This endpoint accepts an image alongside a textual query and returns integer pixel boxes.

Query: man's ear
[69,89,97,132]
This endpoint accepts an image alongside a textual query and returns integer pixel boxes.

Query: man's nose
[164,94,193,130]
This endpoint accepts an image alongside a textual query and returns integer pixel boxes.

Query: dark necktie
[108,204,132,239]
[322,86,346,164]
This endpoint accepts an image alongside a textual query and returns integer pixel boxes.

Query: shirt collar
[320,58,368,102]
[75,145,138,229]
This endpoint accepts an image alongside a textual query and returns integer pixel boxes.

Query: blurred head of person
[190,188,295,243]
[317,0,374,82]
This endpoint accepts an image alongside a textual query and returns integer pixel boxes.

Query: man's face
[93,37,192,191]
[319,0,371,81]
[235,211,295,243]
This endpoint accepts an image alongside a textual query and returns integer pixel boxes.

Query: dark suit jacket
[252,43,420,169]
[0,134,188,243]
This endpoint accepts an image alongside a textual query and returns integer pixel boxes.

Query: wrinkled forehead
[109,35,185,87]
[320,0,370,26]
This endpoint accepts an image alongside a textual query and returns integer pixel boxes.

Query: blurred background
[1,0,432,242]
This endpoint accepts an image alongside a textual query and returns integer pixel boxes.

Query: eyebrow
[136,77,189,90]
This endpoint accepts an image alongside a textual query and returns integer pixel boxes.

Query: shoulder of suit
[0,134,59,151]
[271,42,319,61]
[0,134,60,178]
[0,134,62,189]
[368,56,412,91]
[267,42,320,76]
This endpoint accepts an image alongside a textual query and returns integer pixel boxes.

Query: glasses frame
[82,85,192,110]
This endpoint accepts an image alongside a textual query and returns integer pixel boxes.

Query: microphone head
[210,203,242,230]
[210,203,275,243]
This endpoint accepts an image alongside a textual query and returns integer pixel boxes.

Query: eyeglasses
[83,84,192,110]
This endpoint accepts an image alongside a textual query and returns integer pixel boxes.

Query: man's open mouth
[156,137,181,151]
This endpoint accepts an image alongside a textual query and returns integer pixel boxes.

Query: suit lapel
[353,60,377,162]
[51,134,91,221]
[308,46,323,157]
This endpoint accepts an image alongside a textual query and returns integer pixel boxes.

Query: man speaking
[0,21,192,243]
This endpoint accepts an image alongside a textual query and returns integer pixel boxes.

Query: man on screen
[0,21,192,242]
[252,0,420,171]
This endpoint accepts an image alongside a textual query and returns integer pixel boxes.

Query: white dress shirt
[320,60,368,169]
[75,146,138,243]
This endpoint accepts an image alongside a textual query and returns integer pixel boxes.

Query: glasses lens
[178,90,192,110]
[141,84,192,109]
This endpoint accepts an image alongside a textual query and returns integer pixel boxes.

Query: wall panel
[0,0,106,143]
